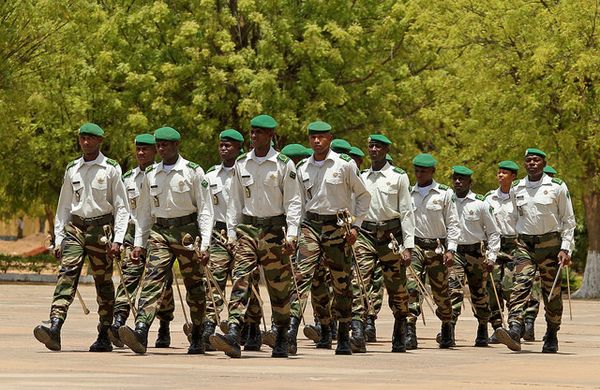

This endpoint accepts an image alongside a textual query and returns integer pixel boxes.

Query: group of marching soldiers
[34,115,576,357]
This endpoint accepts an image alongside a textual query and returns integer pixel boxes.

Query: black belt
[361,219,401,234]
[305,211,338,224]
[214,221,227,231]
[457,243,482,254]
[518,231,561,244]
[501,235,517,246]
[71,214,113,230]
[415,237,445,250]
[155,213,197,228]
[241,214,286,228]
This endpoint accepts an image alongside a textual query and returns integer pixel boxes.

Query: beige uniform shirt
[227,147,302,240]
[54,153,129,246]
[361,162,415,248]
[410,180,460,251]
[122,166,147,225]
[134,155,214,251]
[485,188,518,237]
[205,164,234,224]
[455,191,501,262]
[513,174,576,252]
[297,150,371,227]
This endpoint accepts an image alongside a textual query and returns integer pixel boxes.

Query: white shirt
[361,162,415,248]
[410,180,460,251]
[205,164,234,224]
[513,174,576,252]
[456,190,501,262]
[134,155,214,251]
[227,147,302,240]
[122,166,147,225]
[54,153,129,246]
[297,150,371,227]
[485,188,518,236]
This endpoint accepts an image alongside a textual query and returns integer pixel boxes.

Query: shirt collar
[308,149,337,166]
[411,179,437,194]
[248,147,278,163]
[367,161,392,178]
[155,155,186,174]
[75,152,106,170]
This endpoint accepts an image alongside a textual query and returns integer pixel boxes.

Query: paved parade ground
[1,283,599,389]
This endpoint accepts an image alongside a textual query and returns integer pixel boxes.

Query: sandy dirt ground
[1,283,599,389]
[0,233,48,256]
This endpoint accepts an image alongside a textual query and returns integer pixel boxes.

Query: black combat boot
[350,319,366,353]
[287,317,300,355]
[240,323,249,346]
[364,316,377,342]
[475,322,489,347]
[303,317,321,343]
[188,323,205,354]
[335,321,352,355]
[523,318,535,341]
[405,321,418,350]
[109,313,127,347]
[494,322,522,351]
[542,323,560,353]
[119,322,149,354]
[262,324,277,349]
[202,321,216,351]
[330,319,338,340]
[391,317,407,353]
[315,321,332,349]
[243,323,262,351]
[210,323,242,358]
[439,322,455,349]
[155,320,171,348]
[272,324,289,358]
[33,317,63,351]
[89,324,113,352]
[488,324,501,344]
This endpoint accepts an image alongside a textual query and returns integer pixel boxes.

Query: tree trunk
[573,190,600,298]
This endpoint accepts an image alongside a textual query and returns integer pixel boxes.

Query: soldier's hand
[345,227,359,246]
[53,247,62,259]
[131,247,144,264]
[401,248,412,267]
[109,242,121,258]
[485,259,495,272]
[558,250,571,267]
[282,237,297,256]
[198,250,210,266]
[443,250,454,267]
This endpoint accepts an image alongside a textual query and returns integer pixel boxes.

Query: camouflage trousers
[487,241,516,328]
[134,222,206,326]
[370,263,384,318]
[406,240,453,324]
[351,231,408,321]
[50,223,115,326]
[227,223,291,327]
[291,219,354,325]
[206,230,262,324]
[449,247,490,324]
[508,234,563,326]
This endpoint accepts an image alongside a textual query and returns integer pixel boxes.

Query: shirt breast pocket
[71,181,84,203]
[382,186,398,204]
[426,199,443,212]
[91,175,108,198]
[210,184,222,205]
[263,171,279,187]
[240,175,254,198]
[127,187,139,209]
[150,185,163,207]
[325,174,344,186]
[464,208,481,221]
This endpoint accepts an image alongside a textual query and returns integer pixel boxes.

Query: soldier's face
[78,135,102,155]
[414,166,435,185]
[497,169,516,187]
[136,145,156,167]
[368,142,388,163]
[309,133,332,154]
[452,174,471,193]
[156,140,179,161]
[524,155,545,176]
[219,140,241,161]
[250,128,273,149]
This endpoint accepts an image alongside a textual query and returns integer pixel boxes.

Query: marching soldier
[210,114,302,358]
[119,127,214,354]
[495,148,575,353]
[34,123,129,352]
[331,138,352,154]
[203,129,263,351]
[281,143,312,165]
[448,165,500,347]
[109,134,175,348]
[291,121,371,355]
[349,135,415,353]
[406,153,460,349]
[348,146,365,169]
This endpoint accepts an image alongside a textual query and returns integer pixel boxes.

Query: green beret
[281,143,311,158]
[412,153,437,167]
[135,133,155,145]
[498,160,519,173]
[525,148,546,158]
[544,165,557,175]
[79,123,104,137]
[452,165,474,176]
[307,121,332,134]
[331,139,352,153]
[250,114,278,129]
[220,129,244,143]
[349,146,365,157]
[368,134,392,145]
[386,153,393,162]
[154,127,181,141]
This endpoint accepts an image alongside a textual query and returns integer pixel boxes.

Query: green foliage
[0,254,57,274]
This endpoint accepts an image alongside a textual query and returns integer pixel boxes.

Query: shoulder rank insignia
[206,165,217,173]
[201,179,209,188]
[551,178,564,185]
[511,179,520,187]
[106,158,119,167]
[145,165,155,173]
[438,184,449,190]
[236,153,247,161]
[290,171,296,179]
[187,161,200,170]
[475,194,485,201]
[277,153,290,163]
[296,159,307,168]
[484,190,494,199]
[122,169,134,179]
[66,159,77,170]
[339,153,352,162]
[393,167,406,174]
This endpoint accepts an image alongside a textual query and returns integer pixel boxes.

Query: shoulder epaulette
[187,161,200,170]
[122,169,134,179]
[484,190,494,199]
[106,158,119,167]
[145,165,154,173]
[511,179,520,187]
[551,178,564,185]
[339,153,352,162]
[475,194,485,201]
[277,153,290,163]
[438,184,449,190]
[66,160,77,170]
[296,160,306,168]
[360,169,368,174]
[206,165,217,173]
[236,153,247,161]
[409,185,413,191]
[393,167,406,174]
